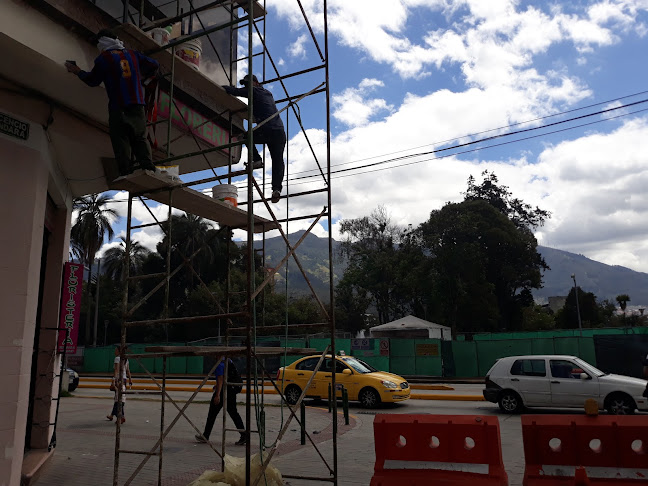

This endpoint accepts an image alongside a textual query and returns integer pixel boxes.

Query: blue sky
[100,0,648,274]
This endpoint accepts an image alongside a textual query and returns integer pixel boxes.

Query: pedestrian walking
[195,356,246,445]
[65,29,159,177]
[107,346,132,423]
[223,74,286,203]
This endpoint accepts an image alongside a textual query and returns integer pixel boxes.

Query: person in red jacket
[65,29,159,176]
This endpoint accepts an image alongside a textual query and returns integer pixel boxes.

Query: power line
[101,94,648,203]
[284,99,648,185]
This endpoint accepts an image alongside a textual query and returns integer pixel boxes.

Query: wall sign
[416,343,440,356]
[380,339,390,357]
[351,338,371,350]
[0,112,29,141]
[57,262,83,354]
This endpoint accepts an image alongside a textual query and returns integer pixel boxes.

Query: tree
[70,194,118,344]
[419,199,546,334]
[338,206,423,324]
[103,237,150,280]
[616,294,631,313]
[464,170,550,230]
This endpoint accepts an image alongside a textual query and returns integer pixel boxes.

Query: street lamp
[571,274,583,335]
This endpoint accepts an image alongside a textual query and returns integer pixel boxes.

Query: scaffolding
[103,0,336,485]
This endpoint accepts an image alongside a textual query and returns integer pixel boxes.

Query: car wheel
[284,384,302,406]
[359,388,381,408]
[68,379,79,392]
[605,393,636,415]
[498,390,523,414]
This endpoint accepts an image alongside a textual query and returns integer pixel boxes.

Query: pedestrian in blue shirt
[195,356,246,445]
[65,29,159,177]
[223,74,286,203]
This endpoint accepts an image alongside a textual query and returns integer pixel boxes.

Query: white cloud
[288,34,308,58]
[332,78,393,127]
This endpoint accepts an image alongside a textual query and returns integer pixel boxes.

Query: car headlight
[381,380,398,389]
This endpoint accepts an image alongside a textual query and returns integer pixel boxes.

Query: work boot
[235,435,247,446]
[271,190,281,203]
[195,434,208,443]
[245,159,263,170]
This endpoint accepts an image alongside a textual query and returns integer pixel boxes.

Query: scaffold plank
[137,346,316,357]
[235,0,266,19]
[109,170,277,232]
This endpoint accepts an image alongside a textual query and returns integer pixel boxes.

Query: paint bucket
[212,184,238,207]
[151,27,170,46]
[175,38,202,71]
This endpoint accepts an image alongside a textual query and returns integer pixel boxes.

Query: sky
[98,0,648,276]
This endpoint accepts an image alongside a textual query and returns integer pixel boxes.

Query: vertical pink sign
[58,262,83,354]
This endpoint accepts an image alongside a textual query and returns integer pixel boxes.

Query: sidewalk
[37,395,364,486]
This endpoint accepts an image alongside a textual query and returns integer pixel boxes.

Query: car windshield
[342,357,373,374]
[574,357,606,377]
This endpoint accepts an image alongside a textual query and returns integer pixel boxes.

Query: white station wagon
[483,355,648,415]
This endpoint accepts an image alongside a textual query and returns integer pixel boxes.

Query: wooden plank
[109,170,277,233]
[235,0,266,19]
[141,346,316,357]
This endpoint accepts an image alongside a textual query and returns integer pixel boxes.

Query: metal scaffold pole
[110,0,336,483]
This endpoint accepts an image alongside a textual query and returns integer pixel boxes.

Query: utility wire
[100,94,648,203]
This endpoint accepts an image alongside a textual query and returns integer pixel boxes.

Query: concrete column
[0,138,48,485]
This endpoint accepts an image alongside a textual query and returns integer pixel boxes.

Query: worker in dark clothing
[65,29,159,177]
[195,356,246,445]
[223,74,286,203]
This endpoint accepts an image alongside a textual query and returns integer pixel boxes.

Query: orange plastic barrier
[522,414,648,485]
[371,414,508,486]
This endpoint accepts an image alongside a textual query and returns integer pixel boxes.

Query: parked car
[277,355,410,408]
[483,355,648,415]
[66,368,79,392]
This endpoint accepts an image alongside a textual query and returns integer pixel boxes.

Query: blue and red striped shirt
[78,49,159,111]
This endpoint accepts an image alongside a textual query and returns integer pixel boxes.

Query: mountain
[254,233,648,308]
[535,246,648,307]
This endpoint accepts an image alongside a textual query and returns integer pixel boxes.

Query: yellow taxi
[277,355,410,408]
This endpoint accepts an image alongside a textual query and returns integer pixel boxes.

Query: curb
[78,385,483,401]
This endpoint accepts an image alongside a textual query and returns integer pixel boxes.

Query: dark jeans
[250,128,286,193]
[109,105,154,175]
[111,402,124,417]
[203,389,244,440]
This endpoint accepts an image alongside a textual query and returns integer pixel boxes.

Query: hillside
[254,233,648,307]
[535,246,648,306]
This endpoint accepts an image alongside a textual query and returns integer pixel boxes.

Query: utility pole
[571,273,582,336]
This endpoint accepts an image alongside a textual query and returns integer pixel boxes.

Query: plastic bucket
[175,38,202,70]
[151,27,170,46]
[212,184,238,207]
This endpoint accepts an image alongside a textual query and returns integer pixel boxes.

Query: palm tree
[70,194,118,344]
[103,237,150,280]
[616,294,631,324]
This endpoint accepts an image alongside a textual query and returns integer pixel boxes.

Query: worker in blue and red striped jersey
[65,29,159,177]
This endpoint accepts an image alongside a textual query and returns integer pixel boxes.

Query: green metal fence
[77,327,647,377]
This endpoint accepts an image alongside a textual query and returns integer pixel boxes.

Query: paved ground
[37,386,597,486]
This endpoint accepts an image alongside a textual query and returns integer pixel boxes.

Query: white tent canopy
[369,315,452,340]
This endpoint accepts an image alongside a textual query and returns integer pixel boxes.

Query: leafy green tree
[338,206,422,324]
[555,287,599,329]
[419,199,545,334]
[521,304,556,331]
[465,170,550,230]
[70,194,117,344]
